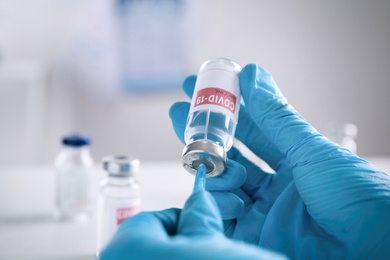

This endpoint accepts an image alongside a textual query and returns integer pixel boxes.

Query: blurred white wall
[1,0,390,165]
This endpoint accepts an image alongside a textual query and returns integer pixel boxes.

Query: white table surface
[0,157,389,260]
[0,161,194,260]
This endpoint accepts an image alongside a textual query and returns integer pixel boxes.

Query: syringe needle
[193,164,207,193]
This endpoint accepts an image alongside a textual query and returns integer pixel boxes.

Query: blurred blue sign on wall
[117,0,187,92]
[58,0,189,100]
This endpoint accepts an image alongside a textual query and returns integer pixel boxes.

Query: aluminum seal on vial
[102,155,140,177]
[182,140,226,178]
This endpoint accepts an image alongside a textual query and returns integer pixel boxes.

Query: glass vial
[96,155,141,256]
[182,58,242,177]
[54,134,95,222]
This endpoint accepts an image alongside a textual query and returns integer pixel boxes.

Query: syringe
[193,164,207,193]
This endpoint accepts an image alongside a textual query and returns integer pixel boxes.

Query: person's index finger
[239,64,322,167]
[235,105,285,171]
[169,101,190,144]
[178,191,223,236]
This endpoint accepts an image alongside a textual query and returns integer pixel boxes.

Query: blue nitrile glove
[169,64,390,259]
[99,189,286,259]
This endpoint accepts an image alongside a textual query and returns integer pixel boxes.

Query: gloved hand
[99,189,286,259]
[169,64,390,259]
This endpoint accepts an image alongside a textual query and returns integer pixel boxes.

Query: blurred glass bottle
[54,134,95,222]
[96,155,141,256]
[325,122,358,154]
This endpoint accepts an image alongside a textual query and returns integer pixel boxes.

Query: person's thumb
[239,64,332,167]
[178,190,223,237]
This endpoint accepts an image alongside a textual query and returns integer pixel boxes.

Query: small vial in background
[182,58,242,177]
[96,155,141,256]
[324,122,358,154]
[54,134,95,222]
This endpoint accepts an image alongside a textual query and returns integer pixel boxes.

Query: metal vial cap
[102,155,140,177]
[182,140,226,178]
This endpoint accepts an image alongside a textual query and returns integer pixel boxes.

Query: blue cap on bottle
[62,134,91,147]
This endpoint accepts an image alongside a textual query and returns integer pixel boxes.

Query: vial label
[97,197,140,255]
[116,206,140,225]
[194,87,237,114]
[109,200,140,230]
[190,67,240,123]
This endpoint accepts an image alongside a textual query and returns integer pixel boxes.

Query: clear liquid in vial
[184,110,236,151]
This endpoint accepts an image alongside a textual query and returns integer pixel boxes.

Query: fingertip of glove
[240,64,271,87]
[210,191,245,220]
[240,63,286,110]
[241,63,258,75]
[206,160,247,191]
[168,102,190,119]
[226,159,247,187]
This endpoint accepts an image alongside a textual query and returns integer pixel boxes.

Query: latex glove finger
[169,101,190,144]
[235,105,286,171]
[232,200,269,245]
[202,160,248,220]
[100,192,224,259]
[178,190,223,236]
[205,159,247,191]
[240,64,390,257]
[239,64,323,167]
[209,191,245,220]
[228,147,274,196]
[102,189,286,259]
[229,147,292,208]
[99,208,181,259]
[178,191,287,260]
[117,208,180,238]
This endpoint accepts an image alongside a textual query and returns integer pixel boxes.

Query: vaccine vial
[96,155,141,255]
[54,134,95,222]
[182,58,242,177]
